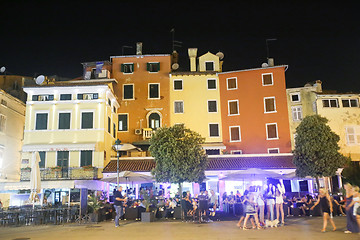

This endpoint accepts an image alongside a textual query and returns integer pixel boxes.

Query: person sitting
[164,198,176,219]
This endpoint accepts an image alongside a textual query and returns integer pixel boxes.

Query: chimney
[315,80,322,92]
[188,48,197,72]
[267,58,274,67]
[136,42,143,55]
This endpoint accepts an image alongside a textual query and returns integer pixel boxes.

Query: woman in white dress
[275,183,285,225]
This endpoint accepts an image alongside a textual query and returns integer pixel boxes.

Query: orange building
[110,53,171,147]
[218,65,292,154]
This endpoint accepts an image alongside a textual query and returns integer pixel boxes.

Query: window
[268,148,279,154]
[342,99,359,108]
[35,113,48,130]
[174,101,184,113]
[123,84,134,100]
[80,150,92,167]
[149,83,160,99]
[113,123,116,138]
[121,63,134,73]
[0,114,6,133]
[322,99,338,108]
[205,61,214,71]
[81,112,93,129]
[209,123,219,137]
[228,100,239,115]
[291,106,303,121]
[58,112,71,129]
[113,107,116,113]
[266,123,278,140]
[77,93,98,100]
[32,94,54,101]
[345,126,360,145]
[173,80,183,90]
[262,73,273,86]
[229,126,241,142]
[1,99,7,106]
[108,99,111,106]
[264,97,276,113]
[57,151,69,168]
[118,114,128,131]
[227,77,237,90]
[207,79,216,89]
[147,62,160,72]
[39,151,46,168]
[149,112,161,130]
[231,150,242,154]
[206,149,220,155]
[208,100,217,113]
[290,93,300,102]
[60,94,72,101]
[108,117,111,133]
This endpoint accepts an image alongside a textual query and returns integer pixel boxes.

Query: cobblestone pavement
[0,216,359,240]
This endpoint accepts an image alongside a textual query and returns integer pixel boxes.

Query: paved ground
[0,216,359,240]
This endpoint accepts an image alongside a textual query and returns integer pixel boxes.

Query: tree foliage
[342,157,360,186]
[293,115,346,178]
[149,124,207,184]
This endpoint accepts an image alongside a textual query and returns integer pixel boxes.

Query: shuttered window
[81,112,93,129]
[35,113,48,130]
[121,63,134,73]
[228,100,239,115]
[58,113,71,129]
[147,62,160,72]
[80,150,92,167]
[264,97,276,113]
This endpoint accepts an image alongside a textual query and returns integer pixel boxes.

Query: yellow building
[286,81,322,149]
[0,90,26,182]
[315,92,360,161]
[1,75,120,205]
[170,49,224,154]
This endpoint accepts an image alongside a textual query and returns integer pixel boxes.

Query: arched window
[148,112,161,130]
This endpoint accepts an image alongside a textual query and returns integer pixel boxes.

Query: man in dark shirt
[114,186,126,227]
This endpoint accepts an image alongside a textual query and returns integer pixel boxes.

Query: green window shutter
[146,63,150,71]
[156,62,160,71]
[120,64,124,72]
[131,63,134,72]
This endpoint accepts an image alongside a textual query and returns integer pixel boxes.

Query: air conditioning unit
[135,129,142,135]
[98,69,110,78]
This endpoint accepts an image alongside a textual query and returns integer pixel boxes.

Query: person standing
[266,184,276,221]
[275,183,285,225]
[344,183,359,233]
[114,186,127,227]
[310,188,336,232]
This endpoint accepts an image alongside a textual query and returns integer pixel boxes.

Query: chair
[198,200,208,223]
[180,200,193,222]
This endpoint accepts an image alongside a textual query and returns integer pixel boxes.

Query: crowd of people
[111,182,360,234]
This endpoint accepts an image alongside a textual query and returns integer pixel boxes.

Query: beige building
[0,90,26,182]
[286,81,322,149]
[315,92,360,161]
[287,81,360,161]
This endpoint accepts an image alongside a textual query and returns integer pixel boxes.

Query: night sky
[1,1,360,92]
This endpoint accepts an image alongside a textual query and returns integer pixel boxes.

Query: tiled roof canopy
[102,155,295,173]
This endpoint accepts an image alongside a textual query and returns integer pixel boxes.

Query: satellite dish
[171,63,179,70]
[35,75,45,85]
[216,52,224,60]
[261,63,269,68]
[0,66,5,73]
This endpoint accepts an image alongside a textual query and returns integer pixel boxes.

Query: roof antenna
[122,45,133,55]
[266,38,277,59]
[170,28,182,52]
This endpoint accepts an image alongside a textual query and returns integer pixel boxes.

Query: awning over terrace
[102,154,295,173]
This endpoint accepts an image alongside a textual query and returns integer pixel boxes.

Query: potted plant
[88,193,104,223]
[51,166,62,172]
[140,188,156,222]
[82,165,94,171]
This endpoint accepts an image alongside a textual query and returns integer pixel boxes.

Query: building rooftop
[103,154,295,173]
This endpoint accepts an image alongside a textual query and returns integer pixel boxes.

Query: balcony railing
[142,128,154,140]
[20,167,100,181]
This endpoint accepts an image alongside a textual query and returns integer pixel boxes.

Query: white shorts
[276,196,283,204]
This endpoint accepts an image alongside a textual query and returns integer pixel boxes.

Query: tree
[149,124,208,193]
[342,157,360,187]
[293,115,347,187]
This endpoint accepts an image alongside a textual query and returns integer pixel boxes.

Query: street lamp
[112,139,122,188]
